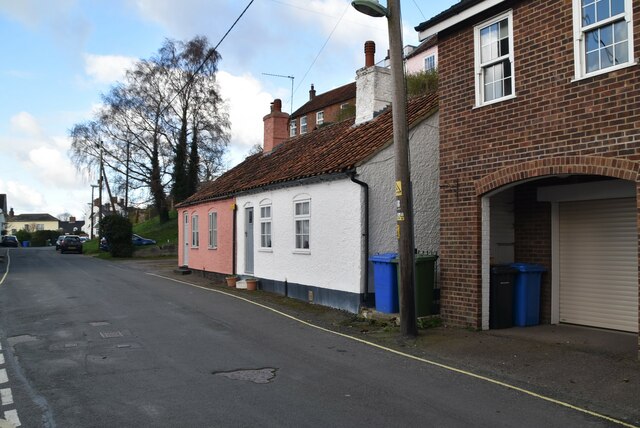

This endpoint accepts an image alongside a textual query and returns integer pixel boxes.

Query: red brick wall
[292,98,355,136]
[437,0,640,328]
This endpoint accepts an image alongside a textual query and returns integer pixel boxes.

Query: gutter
[349,172,370,304]
[232,202,237,275]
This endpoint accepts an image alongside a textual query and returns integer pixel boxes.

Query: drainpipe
[350,172,369,304]
[232,202,237,275]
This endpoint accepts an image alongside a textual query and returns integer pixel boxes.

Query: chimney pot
[309,84,316,100]
[271,99,282,113]
[364,40,376,67]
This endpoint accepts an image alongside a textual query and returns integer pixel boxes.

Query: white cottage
[183,41,439,313]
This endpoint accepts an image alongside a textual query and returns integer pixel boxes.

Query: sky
[0,0,456,223]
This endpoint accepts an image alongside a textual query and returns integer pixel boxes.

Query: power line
[160,0,255,116]
[294,2,350,94]
[411,0,426,20]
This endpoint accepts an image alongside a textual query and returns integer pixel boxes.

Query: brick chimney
[309,84,316,100]
[355,40,392,125]
[263,99,290,153]
[69,216,76,223]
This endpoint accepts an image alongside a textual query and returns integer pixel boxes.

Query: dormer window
[316,110,324,126]
[300,116,308,134]
[290,120,297,137]
[573,0,634,79]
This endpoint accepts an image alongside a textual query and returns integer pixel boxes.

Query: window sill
[208,246,217,250]
[293,249,311,255]
[473,94,516,109]
[572,60,638,83]
[259,248,273,253]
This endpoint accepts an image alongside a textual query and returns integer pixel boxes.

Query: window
[573,0,634,78]
[300,116,308,134]
[474,11,515,106]
[208,212,217,248]
[290,120,297,137]
[424,54,436,71]
[260,204,272,249]
[191,215,199,247]
[294,200,310,250]
[316,110,324,125]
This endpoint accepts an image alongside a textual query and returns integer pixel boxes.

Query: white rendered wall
[355,66,392,125]
[235,179,363,294]
[357,112,440,256]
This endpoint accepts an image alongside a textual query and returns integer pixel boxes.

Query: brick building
[418,0,640,354]
[288,82,356,137]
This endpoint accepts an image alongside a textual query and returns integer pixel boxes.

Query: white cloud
[0,0,90,50]
[0,180,45,213]
[83,54,137,84]
[217,70,273,151]
[10,112,42,137]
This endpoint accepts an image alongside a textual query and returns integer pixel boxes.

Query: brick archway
[475,156,640,196]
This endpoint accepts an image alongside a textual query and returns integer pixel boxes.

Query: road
[0,248,611,427]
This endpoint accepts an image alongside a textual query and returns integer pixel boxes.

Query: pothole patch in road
[7,335,38,346]
[212,368,278,384]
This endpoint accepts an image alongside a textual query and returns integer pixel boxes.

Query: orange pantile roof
[178,93,438,207]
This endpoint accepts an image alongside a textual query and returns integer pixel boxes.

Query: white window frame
[293,198,310,252]
[300,116,308,134]
[208,211,217,249]
[259,203,272,250]
[474,10,516,107]
[191,214,199,248]
[572,0,635,80]
[316,110,324,125]
[424,54,436,71]
[290,120,297,137]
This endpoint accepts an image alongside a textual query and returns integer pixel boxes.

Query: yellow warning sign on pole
[395,181,402,196]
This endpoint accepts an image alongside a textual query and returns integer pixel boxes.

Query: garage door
[559,198,638,333]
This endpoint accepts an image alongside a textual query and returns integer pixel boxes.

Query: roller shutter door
[559,198,638,333]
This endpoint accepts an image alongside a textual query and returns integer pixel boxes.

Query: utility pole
[90,184,99,239]
[352,0,417,336]
[387,0,416,336]
[98,141,103,241]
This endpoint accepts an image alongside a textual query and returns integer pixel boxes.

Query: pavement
[2,252,639,426]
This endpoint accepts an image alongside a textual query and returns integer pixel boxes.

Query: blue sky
[0,0,456,222]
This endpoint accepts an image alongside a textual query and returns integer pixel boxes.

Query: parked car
[60,235,83,254]
[0,236,19,248]
[132,234,156,246]
[55,235,66,250]
[79,236,89,243]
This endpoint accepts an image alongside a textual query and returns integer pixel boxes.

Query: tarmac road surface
[0,247,625,427]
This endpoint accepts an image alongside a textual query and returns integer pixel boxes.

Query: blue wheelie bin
[369,253,399,313]
[510,263,547,326]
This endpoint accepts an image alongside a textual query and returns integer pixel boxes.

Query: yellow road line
[149,272,634,427]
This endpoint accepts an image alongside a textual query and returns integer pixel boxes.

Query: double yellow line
[148,272,638,428]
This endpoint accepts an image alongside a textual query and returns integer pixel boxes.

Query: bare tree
[69,36,229,222]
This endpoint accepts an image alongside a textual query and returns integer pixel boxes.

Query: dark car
[60,235,83,254]
[55,235,66,250]
[0,236,19,247]
[132,234,156,246]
